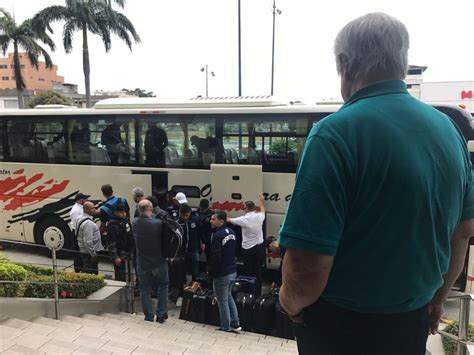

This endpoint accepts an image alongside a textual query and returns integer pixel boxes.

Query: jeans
[213,272,240,331]
[241,243,265,295]
[185,251,200,279]
[295,299,429,355]
[139,264,169,321]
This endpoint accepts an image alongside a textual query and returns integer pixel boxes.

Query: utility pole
[271,0,281,96]
[238,0,242,96]
[200,65,215,98]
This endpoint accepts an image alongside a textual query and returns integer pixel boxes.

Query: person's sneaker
[176,297,183,307]
[231,326,242,334]
[216,327,231,332]
[156,313,168,323]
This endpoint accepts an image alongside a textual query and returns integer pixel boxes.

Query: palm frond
[62,20,78,53]
[0,34,10,55]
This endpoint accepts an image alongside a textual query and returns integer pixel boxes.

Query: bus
[0,97,473,287]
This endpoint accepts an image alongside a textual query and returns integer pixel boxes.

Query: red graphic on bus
[0,170,70,211]
[212,201,245,212]
[461,90,473,100]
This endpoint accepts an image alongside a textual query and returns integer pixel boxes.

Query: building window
[10,76,15,80]
[1,76,9,80]
[0,64,7,69]
[38,78,45,82]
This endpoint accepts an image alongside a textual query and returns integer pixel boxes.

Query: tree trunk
[82,24,91,108]
[13,42,24,109]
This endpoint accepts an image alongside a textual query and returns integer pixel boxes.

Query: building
[0,52,64,93]
[0,89,34,109]
[405,65,427,99]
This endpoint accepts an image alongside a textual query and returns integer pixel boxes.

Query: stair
[0,311,298,354]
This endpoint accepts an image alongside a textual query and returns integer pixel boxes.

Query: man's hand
[114,256,122,267]
[428,302,444,335]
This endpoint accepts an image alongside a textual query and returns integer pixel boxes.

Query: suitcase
[232,276,258,297]
[253,294,278,335]
[235,292,256,331]
[179,281,200,321]
[191,288,208,324]
[275,301,295,340]
[206,293,221,327]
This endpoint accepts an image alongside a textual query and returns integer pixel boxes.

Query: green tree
[122,88,156,97]
[33,0,140,108]
[0,9,55,109]
[29,91,72,108]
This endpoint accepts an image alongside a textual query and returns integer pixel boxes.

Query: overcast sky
[1,0,473,100]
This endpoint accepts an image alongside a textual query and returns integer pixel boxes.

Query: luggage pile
[179,275,295,340]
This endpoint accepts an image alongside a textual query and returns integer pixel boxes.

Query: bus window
[7,117,66,163]
[69,116,136,166]
[223,115,308,172]
[138,116,216,168]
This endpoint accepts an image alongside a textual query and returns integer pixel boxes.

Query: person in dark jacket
[145,121,168,166]
[197,199,214,266]
[210,211,241,333]
[101,123,123,164]
[107,204,133,281]
[132,199,169,323]
[178,203,203,280]
[265,236,286,287]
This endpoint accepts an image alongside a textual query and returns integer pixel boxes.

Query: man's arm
[280,248,334,317]
[83,222,97,256]
[257,195,265,214]
[428,219,474,334]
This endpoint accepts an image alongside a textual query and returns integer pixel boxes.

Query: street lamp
[200,65,215,98]
[271,0,281,96]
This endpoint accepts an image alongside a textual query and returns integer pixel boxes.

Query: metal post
[271,0,276,96]
[125,258,134,314]
[457,297,470,355]
[205,64,209,98]
[238,0,242,96]
[51,248,60,320]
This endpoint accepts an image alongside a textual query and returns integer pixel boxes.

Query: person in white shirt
[76,202,103,275]
[227,196,266,295]
[69,192,89,273]
[70,192,89,226]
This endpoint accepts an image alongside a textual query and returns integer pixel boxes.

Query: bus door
[112,173,152,206]
[131,170,168,200]
[210,164,263,259]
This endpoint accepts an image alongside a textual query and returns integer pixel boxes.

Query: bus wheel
[35,217,73,259]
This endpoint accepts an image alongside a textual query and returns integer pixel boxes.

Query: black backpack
[158,214,183,259]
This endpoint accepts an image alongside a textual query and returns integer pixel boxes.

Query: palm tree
[33,0,140,108]
[0,9,55,109]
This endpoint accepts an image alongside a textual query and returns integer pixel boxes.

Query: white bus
[0,97,473,288]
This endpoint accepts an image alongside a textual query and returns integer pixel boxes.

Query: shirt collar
[83,213,93,219]
[343,80,409,107]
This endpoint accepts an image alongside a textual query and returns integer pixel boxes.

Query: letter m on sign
[461,90,473,99]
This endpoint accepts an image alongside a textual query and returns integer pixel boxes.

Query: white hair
[132,187,145,199]
[334,13,409,83]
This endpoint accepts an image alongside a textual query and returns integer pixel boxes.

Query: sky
[1,0,473,101]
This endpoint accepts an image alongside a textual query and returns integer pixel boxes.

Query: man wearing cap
[169,192,188,220]
[70,192,89,273]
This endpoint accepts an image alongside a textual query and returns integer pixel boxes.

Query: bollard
[51,248,60,320]
[457,296,470,355]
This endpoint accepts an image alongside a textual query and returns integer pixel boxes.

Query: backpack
[158,214,184,259]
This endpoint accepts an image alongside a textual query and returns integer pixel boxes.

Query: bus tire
[35,216,73,259]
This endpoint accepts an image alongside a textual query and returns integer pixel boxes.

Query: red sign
[461,90,473,100]
[0,169,70,211]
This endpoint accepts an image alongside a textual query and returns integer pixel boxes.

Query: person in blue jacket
[210,211,241,333]
[178,203,203,280]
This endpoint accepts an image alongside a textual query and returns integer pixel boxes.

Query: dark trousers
[295,299,429,355]
[241,243,265,295]
[72,235,83,273]
[114,259,127,282]
[81,254,99,275]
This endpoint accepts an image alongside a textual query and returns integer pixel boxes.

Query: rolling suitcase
[275,300,295,340]
[232,276,258,297]
[253,293,278,335]
[191,288,208,323]
[179,281,200,321]
[235,292,256,331]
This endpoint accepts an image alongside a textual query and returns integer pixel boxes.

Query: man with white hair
[279,13,473,354]
[132,187,145,218]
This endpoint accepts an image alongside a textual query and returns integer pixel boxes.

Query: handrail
[437,293,473,355]
[0,238,134,320]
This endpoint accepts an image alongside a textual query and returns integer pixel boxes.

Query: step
[31,317,83,331]
[0,324,25,340]
[38,338,80,354]
[1,344,46,355]
[0,318,32,330]
[81,314,125,326]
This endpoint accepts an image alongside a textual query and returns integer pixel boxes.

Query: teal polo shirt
[279,80,474,314]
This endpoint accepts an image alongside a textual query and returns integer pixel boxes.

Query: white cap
[175,192,188,205]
